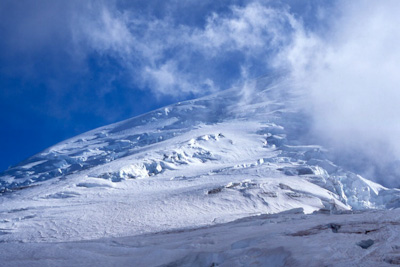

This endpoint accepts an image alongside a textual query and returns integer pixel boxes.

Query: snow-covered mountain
[1,75,400,266]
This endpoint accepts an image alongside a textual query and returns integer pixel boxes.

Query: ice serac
[0,74,400,243]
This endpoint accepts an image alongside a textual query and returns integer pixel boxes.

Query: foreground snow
[1,208,400,266]
[1,75,400,265]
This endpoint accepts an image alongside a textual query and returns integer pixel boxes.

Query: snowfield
[1,75,400,266]
[2,209,400,266]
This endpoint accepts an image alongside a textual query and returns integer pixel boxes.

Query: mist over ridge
[277,1,400,187]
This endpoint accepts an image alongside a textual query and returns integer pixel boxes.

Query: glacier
[1,75,400,266]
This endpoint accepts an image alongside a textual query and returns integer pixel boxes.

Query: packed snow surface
[2,208,400,266]
[1,75,400,265]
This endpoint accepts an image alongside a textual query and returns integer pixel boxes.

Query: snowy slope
[1,74,400,247]
[2,208,400,266]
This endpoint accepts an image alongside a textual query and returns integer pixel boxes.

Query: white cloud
[279,0,400,186]
[71,1,300,98]
[72,2,133,57]
[196,3,292,51]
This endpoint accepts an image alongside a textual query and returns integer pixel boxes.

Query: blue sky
[0,0,328,171]
[2,0,400,186]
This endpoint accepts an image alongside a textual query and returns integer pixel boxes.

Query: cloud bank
[279,1,400,187]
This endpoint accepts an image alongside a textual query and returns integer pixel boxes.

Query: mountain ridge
[1,74,400,244]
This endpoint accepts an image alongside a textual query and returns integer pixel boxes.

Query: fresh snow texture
[1,75,400,265]
[2,208,400,266]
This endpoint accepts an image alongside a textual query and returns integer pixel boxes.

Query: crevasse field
[1,76,400,266]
